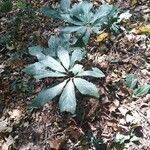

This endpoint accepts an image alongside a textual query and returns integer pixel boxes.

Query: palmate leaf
[77,67,105,78]
[134,85,150,97]
[29,80,68,110]
[59,79,76,114]
[65,2,120,43]
[25,48,105,114]
[42,1,121,44]
[74,78,99,98]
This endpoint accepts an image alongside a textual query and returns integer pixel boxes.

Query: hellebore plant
[42,0,122,44]
[24,47,105,113]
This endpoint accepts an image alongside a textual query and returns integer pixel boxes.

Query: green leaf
[70,48,85,66]
[47,36,60,57]
[60,0,70,13]
[66,18,83,25]
[23,62,66,79]
[41,56,66,73]
[91,26,102,34]
[134,85,150,97]
[82,29,91,44]
[29,80,68,109]
[62,26,85,33]
[59,79,76,114]
[59,33,71,48]
[41,6,61,19]
[74,78,99,98]
[69,64,84,75]
[126,74,137,89]
[77,67,105,78]
[24,55,66,74]
[23,62,45,76]
[28,46,46,60]
[70,1,93,22]
[57,2,120,44]
[91,4,119,25]
[42,1,122,46]
[74,28,92,45]
[34,71,67,79]
[57,47,70,70]
[46,34,71,57]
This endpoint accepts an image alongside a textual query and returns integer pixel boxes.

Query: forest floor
[0,0,150,150]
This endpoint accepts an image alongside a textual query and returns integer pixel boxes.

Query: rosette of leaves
[23,47,105,114]
[42,0,121,44]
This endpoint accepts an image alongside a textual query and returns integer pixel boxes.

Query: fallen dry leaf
[2,135,14,150]
[118,106,129,116]
[132,24,150,35]
[125,111,141,124]
[96,32,109,42]
[130,0,138,6]
[9,109,22,123]
[0,118,12,133]
[65,125,84,141]
[48,135,66,150]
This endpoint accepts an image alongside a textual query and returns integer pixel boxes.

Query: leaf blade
[74,78,99,98]
[77,67,105,78]
[59,79,76,114]
[41,56,66,73]
[41,6,61,19]
[28,46,46,60]
[57,47,70,70]
[34,71,67,79]
[134,85,150,97]
[29,80,68,109]
[70,48,85,66]
[126,74,137,89]
[69,64,84,75]
[60,0,70,13]
[62,26,84,33]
